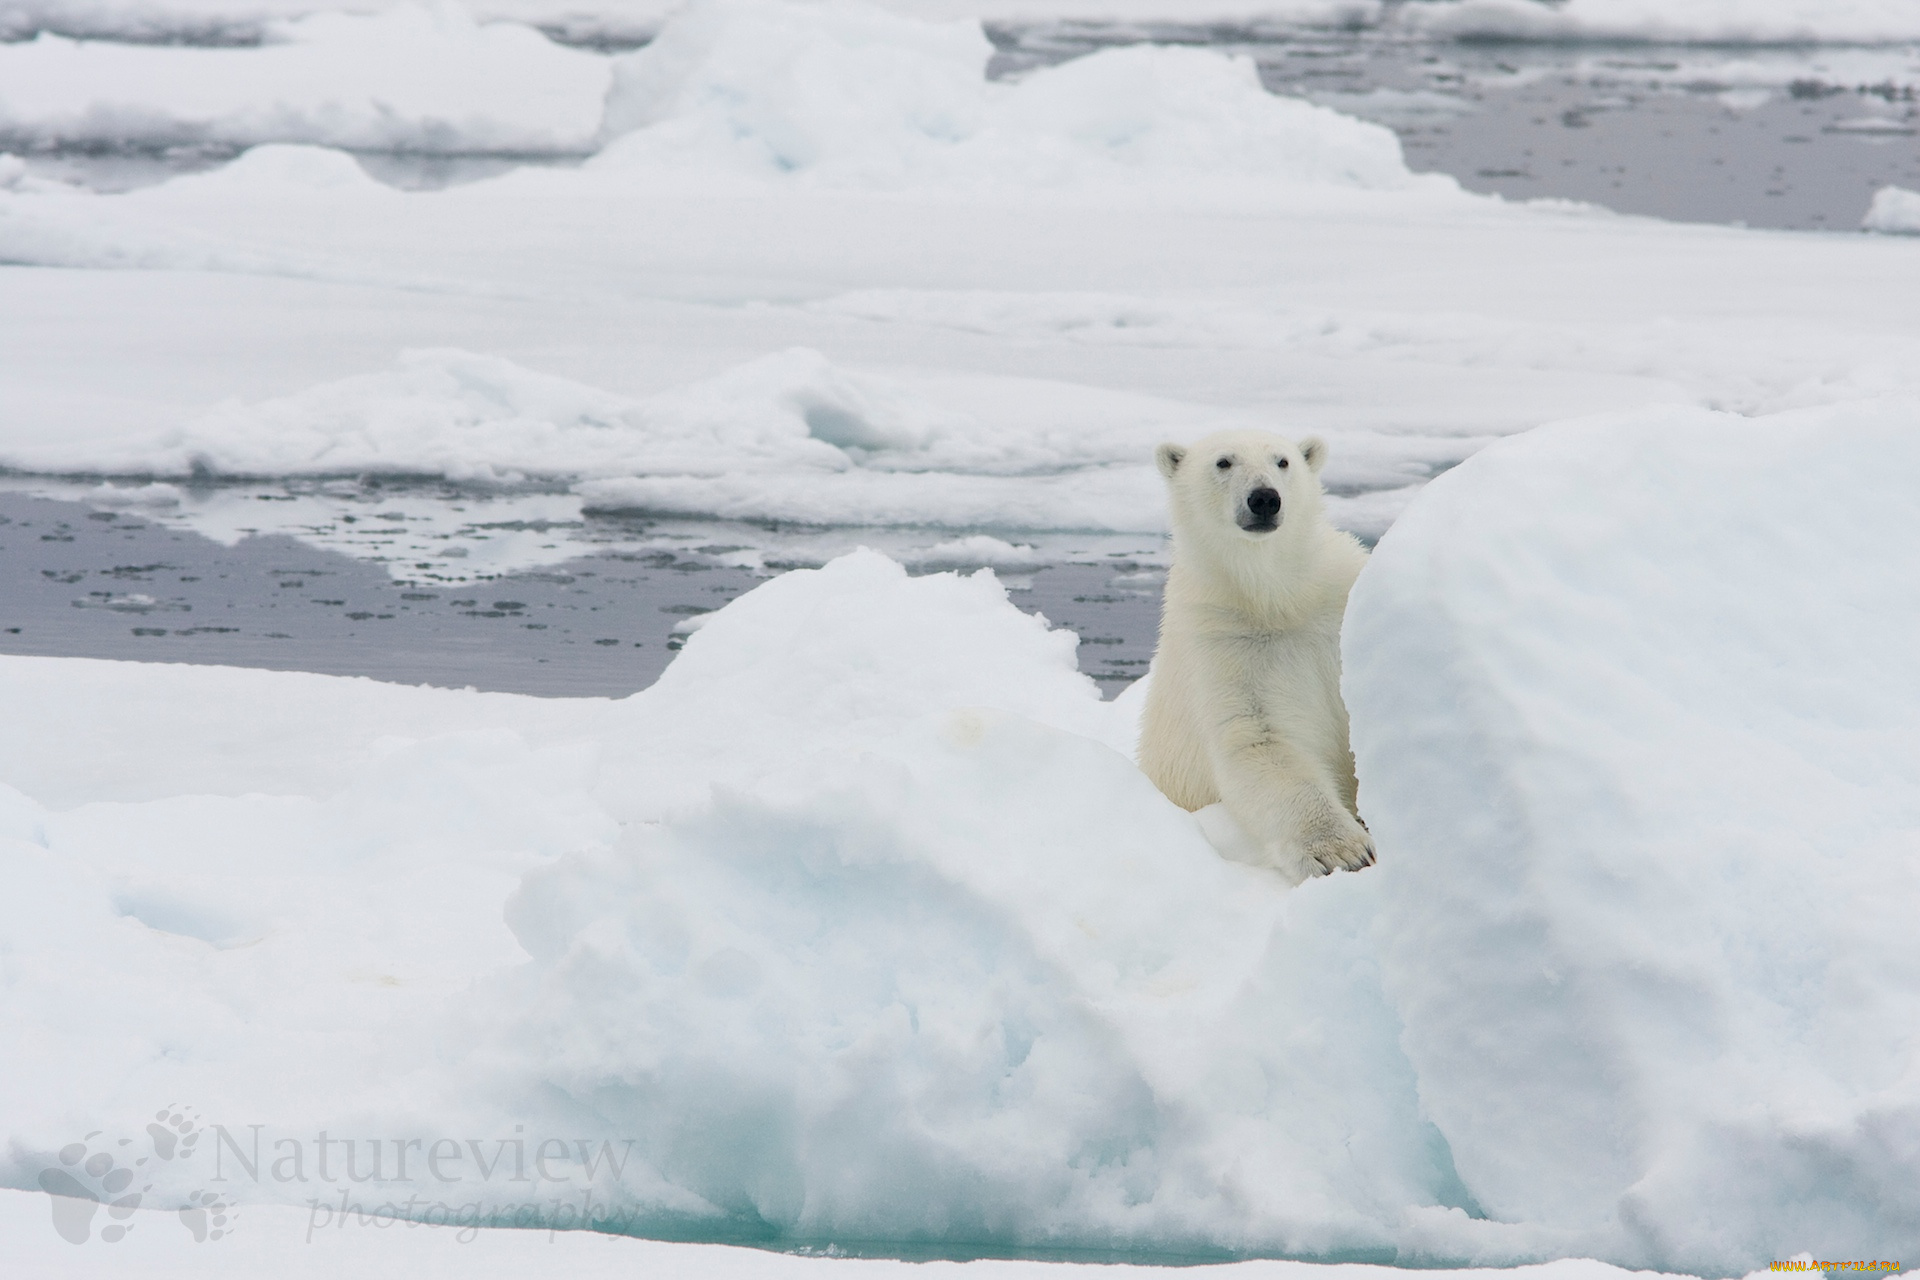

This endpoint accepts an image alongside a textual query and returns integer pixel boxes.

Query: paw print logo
[36,1134,150,1244]
[38,1105,235,1245]
[146,1105,204,1161]
[179,1188,236,1242]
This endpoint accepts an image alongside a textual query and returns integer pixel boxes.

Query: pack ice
[0,0,1471,542]
[0,6,610,154]
[5,0,1919,548]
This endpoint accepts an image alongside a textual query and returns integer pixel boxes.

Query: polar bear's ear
[1155,443,1187,479]
[1300,437,1329,474]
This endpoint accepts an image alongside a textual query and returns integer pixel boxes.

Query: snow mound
[595,0,1421,195]
[1864,185,1920,235]
[980,38,1412,191]
[597,0,993,172]
[1397,0,1920,43]
[0,5,609,155]
[178,140,391,191]
[1345,399,1920,1273]
[0,550,1520,1262]
[506,729,1443,1247]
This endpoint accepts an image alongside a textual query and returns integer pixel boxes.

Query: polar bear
[1138,428,1374,882]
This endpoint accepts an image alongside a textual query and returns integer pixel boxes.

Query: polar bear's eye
[1215,457,1232,470]
[1277,457,1289,469]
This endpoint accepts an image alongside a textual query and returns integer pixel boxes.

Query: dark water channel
[0,491,1163,697]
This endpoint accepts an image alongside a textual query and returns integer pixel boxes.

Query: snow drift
[0,552,1508,1263]
[1346,398,1920,1272]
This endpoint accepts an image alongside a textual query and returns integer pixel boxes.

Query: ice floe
[6,395,1919,1269]
[0,5,610,155]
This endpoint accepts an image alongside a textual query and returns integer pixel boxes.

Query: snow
[0,0,1474,545]
[594,5,1417,192]
[4,0,1920,1271]
[899,533,1038,565]
[2,345,958,484]
[0,0,1423,185]
[0,6,610,156]
[77,480,185,507]
[0,0,1475,543]
[8,407,1920,1267]
[1344,399,1920,1272]
[0,343,1192,532]
[0,552,1492,1263]
[1864,185,1920,235]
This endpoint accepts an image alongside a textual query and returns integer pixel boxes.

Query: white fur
[1138,428,1374,884]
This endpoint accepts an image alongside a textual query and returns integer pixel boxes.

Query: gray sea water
[0,485,1165,697]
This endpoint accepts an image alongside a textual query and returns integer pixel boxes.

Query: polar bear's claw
[1305,826,1375,875]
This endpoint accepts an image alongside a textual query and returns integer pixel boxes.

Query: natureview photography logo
[39,1111,646,1246]
[36,1104,236,1245]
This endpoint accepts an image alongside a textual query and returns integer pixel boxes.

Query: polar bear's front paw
[1303,823,1375,876]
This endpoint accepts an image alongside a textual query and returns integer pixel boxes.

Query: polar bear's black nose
[1248,488,1281,519]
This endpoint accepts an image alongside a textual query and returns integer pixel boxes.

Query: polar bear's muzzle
[1239,486,1282,533]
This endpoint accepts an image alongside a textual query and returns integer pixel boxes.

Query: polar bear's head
[1155,429,1329,553]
